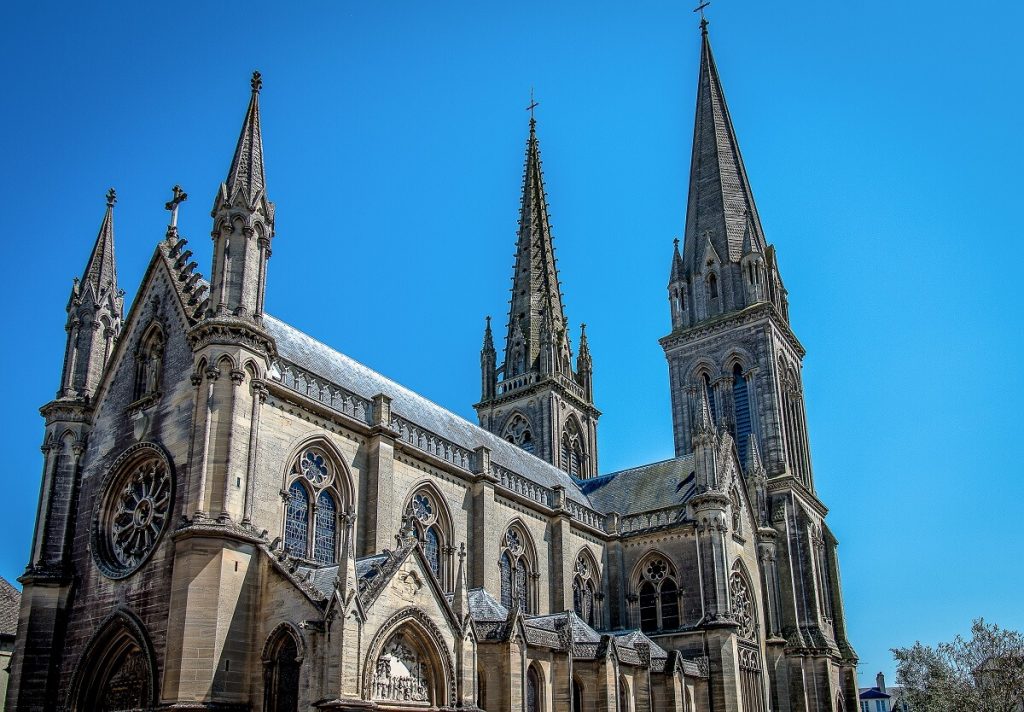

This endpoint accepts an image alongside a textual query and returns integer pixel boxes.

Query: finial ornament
[673,236,680,249]
[106,188,117,207]
[526,86,539,128]
[694,1,710,31]
[251,70,263,93]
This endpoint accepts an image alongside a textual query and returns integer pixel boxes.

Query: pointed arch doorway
[68,610,158,712]
[365,613,454,709]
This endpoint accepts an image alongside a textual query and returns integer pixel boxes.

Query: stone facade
[6,21,857,712]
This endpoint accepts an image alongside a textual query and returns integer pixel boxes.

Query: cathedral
[6,19,858,712]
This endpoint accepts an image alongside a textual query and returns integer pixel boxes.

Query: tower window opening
[708,273,719,299]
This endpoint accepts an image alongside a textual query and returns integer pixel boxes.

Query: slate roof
[525,611,602,644]
[615,630,669,659]
[0,576,22,638]
[265,315,594,506]
[295,564,340,599]
[467,587,508,622]
[858,687,892,700]
[580,456,696,515]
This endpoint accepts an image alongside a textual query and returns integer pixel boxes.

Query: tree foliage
[892,618,1024,712]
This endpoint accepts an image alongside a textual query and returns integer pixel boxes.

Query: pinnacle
[81,188,118,297]
[224,71,267,204]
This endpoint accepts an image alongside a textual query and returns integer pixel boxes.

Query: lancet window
[283,447,342,565]
[560,418,586,478]
[635,556,680,633]
[132,324,164,401]
[498,525,533,613]
[732,364,752,464]
[701,372,718,424]
[572,552,598,627]
[502,413,535,454]
[405,488,450,584]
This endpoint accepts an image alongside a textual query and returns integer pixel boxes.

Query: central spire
[504,116,569,374]
[682,22,768,274]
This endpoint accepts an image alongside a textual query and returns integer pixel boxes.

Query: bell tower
[475,116,599,478]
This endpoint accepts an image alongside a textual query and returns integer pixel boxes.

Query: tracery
[283,447,342,564]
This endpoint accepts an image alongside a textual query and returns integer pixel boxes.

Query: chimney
[876,672,886,693]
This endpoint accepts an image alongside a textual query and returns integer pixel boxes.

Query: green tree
[892,618,1024,712]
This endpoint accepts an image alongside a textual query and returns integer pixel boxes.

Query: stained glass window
[573,578,583,617]
[314,491,337,564]
[424,526,440,578]
[585,582,595,626]
[299,450,330,486]
[703,373,718,424]
[515,560,529,613]
[499,553,513,609]
[285,482,309,558]
[411,493,433,522]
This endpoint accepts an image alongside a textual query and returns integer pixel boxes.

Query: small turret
[208,71,275,322]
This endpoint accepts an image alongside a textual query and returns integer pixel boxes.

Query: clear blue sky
[1,0,1021,689]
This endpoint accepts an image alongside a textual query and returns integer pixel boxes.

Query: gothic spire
[682,22,768,273]
[505,117,569,371]
[80,188,119,301]
[224,71,267,204]
[482,315,495,353]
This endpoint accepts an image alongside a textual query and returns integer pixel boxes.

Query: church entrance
[69,612,156,712]
[264,627,302,712]
[367,621,449,709]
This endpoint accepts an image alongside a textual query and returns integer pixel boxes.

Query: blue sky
[1,0,1021,689]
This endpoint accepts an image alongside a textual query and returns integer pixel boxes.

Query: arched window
[133,324,164,401]
[634,556,681,633]
[572,552,598,627]
[618,676,630,712]
[405,488,451,585]
[499,552,513,608]
[572,678,584,712]
[732,364,751,464]
[503,413,535,454]
[284,482,309,558]
[730,487,743,536]
[702,372,718,424]
[730,570,758,642]
[264,630,301,712]
[284,447,344,564]
[526,666,541,712]
[708,273,719,300]
[499,525,534,613]
[560,418,587,478]
[314,491,337,565]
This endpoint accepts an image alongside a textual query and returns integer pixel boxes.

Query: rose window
[93,449,173,579]
[299,450,330,486]
[411,493,434,523]
[645,559,667,581]
[505,529,522,554]
[730,572,757,641]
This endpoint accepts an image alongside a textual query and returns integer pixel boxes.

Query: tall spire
[682,22,768,275]
[505,117,569,372]
[80,188,119,300]
[224,71,267,204]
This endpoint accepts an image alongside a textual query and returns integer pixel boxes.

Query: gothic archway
[363,609,455,707]
[67,609,158,712]
[263,623,304,712]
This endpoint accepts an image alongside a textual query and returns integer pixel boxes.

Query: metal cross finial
[694,1,711,31]
[526,86,539,126]
[164,184,188,228]
[106,187,117,207]
[251,70,263,93]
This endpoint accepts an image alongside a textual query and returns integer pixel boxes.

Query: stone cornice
[39,399,92,426]
[766,475,829,517]
[660,302,805,358]
[474,374,601,418]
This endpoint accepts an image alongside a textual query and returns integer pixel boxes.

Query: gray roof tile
[0,576,21,638]
[580,456,696,515]
[265,315,593,506]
